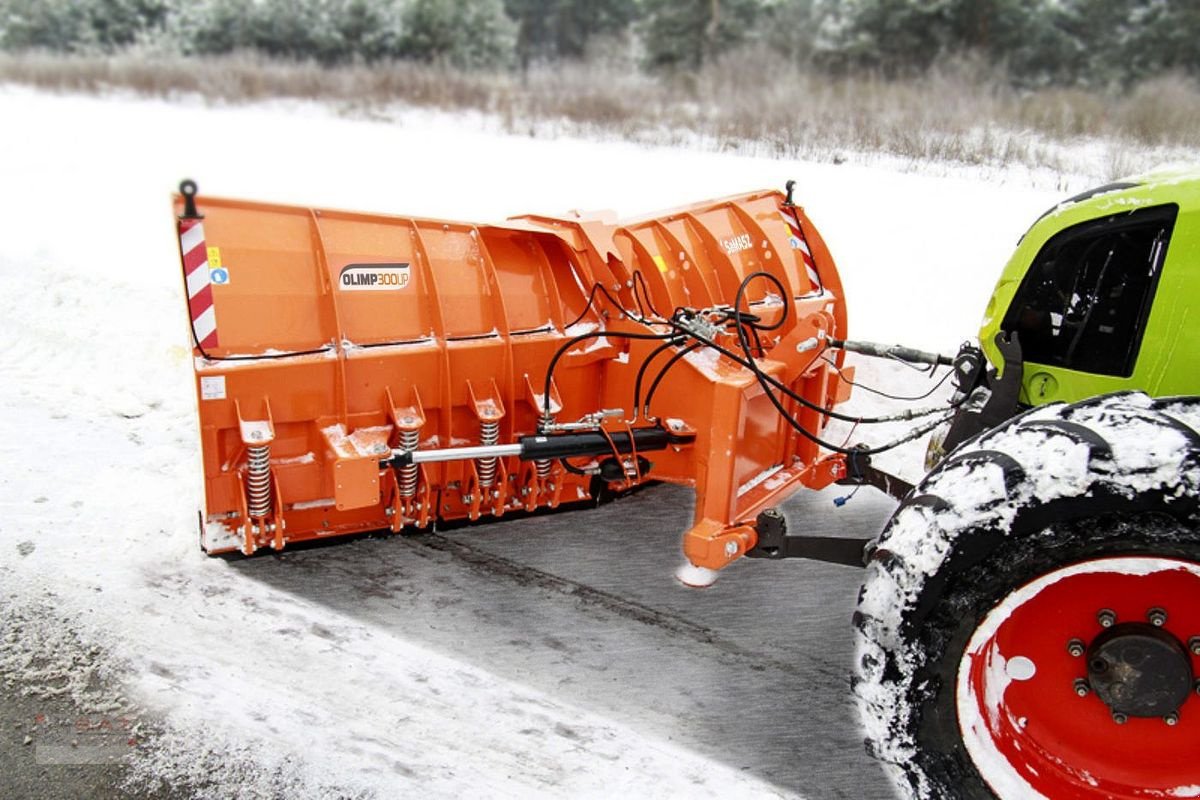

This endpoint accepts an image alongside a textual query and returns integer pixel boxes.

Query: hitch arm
[743,508,871,567]
[836,448,914,501]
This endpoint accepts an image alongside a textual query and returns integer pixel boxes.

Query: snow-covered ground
[0,85,1151,797]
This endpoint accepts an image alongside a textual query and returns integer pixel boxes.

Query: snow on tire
[853,392,1200,800]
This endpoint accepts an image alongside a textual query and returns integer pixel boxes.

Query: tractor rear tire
[854,392,1200,799]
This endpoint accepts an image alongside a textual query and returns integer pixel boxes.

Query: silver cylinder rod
[828,338,954,367]
[400,443,524,464]
[382,427,692,469]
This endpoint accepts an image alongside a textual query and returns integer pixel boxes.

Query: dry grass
[3,50,1199,180]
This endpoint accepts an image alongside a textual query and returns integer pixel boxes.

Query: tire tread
[854,392,1200,800]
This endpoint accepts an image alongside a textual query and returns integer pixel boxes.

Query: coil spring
[246,444,273,519]
[535,412,554,479]
[398,429,420,498]
[476,419,500,488]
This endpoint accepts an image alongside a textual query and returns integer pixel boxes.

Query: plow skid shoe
[175,185,851,564]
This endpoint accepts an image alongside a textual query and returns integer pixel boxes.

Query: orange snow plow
[174,180,857,571]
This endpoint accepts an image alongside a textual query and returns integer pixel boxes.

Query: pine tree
[0,0,169,51]
[504,0,638,67]
[642,0,763,70]
[400,0,518,70]
[758,0,824,65]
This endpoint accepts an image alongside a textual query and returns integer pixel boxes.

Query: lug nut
[1147,607,1168,627]
[1165,712,1180,726]
[1112,711,1128,725]
[1189,637,1200,656]
[1067,639,1086,658]
[1097,609,1117,628]
[1074,678,1090,697]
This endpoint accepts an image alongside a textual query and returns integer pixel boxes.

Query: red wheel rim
[957,556,1200,800]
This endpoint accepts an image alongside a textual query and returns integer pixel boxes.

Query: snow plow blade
[174,181,852,566]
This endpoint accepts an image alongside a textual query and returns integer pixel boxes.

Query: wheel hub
[958,556,1200,799]
[1086,622,1194,718]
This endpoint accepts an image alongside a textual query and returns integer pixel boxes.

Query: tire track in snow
[415,530,849,684]
[227,486,894,799]
[117,549,804,799]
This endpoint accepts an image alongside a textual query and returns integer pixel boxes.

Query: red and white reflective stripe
[795,237,822,287]
[179,218,218,349]
[781,209,823,289]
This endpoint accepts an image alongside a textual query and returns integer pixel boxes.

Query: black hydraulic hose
[632,270,668,322]
[563,283,606,330]
[725,272,959,421]
[633,336,685,418]
[541,328,677,429]
[658,290,952,426]
[822,356,956,402]
[559,457,593,476]
[544,273,958,456]
[708,331,954,424]
[565,280,661,331]
[643,342,703,416]
[727,272,956,456]
[738,271,790,332]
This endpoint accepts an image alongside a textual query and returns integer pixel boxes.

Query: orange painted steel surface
[175,188,852,569]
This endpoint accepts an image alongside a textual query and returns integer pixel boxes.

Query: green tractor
[854,167,1200,799]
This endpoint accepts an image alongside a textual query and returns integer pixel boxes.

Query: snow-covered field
[0,85,1151,797]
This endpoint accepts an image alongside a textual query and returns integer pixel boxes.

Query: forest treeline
[2,0,1199,89]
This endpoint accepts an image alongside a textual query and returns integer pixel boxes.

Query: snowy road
[229,484,901,798]
[0,86,1068,797]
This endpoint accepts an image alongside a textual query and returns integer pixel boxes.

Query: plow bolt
[1073,678,1090,698]
[1097,609,1117,628]
[1112,711,1128,725]
[1165,712,1180,726]
[1147,607,1168,627]
[1067,639,1086,658]
[1189,637,1200,656]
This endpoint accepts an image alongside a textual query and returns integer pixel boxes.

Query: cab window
[1002,204,1175,377]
